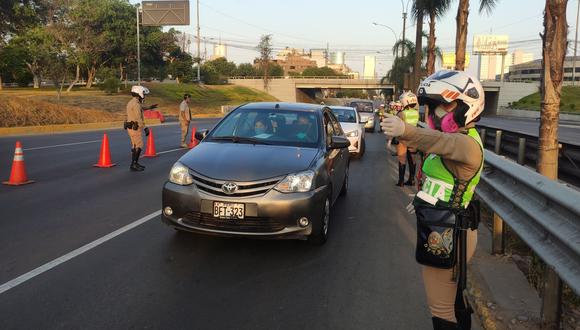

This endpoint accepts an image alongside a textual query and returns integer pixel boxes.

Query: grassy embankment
[0,83,276,128]
[510,86,580,114]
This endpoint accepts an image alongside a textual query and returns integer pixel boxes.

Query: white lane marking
[0,210,161,295]
[156,148,187,155]
[23,140,101,151]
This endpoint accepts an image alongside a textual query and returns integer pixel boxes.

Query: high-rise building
[479,54,512,81]
[511,50,534,66]
[363,56,376,78]
[310,49,328,67]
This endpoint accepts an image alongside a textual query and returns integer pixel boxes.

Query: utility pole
[196,0,201,82]
[573,0,579,85]
[136,4,141,85]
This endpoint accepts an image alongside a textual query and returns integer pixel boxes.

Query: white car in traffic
[330,106,365,158]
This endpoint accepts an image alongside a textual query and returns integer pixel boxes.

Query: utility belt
[413,192,480,269]
[124,121,139,130]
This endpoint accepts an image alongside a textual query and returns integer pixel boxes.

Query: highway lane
[0,119,218,284]
[0,131,433,329]
[478,116,580,145]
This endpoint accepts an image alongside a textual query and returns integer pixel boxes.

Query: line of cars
[161,101,378,244]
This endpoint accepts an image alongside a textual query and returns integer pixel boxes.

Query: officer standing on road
[179,94,192,148]
[381,70,485,330]
[125,85,156,172]
[399,91,420,186]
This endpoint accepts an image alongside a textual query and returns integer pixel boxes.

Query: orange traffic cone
[143,128,157,157]
[188,127,199,149]
[93,133,116,168]
[3,141,35,186]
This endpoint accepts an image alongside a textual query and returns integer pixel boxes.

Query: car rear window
[349,101,374,113]
[208,108,321,148]
[331,108,357,123]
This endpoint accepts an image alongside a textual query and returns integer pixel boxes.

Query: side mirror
[330,136,350,149]
[195,129,208,141]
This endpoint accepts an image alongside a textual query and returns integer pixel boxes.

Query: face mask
[255,127,266,135]
[429,104,460,133]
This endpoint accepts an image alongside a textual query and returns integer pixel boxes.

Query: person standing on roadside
[399,91,420,186]
[125,85,156,172]
[179,94,192,148]
[381,70,485,330]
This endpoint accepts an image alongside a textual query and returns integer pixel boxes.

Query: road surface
[0,123,433,329]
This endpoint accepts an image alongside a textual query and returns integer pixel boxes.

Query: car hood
[359,112,374,119]
[179,142,319,181]
[340,122,361,133]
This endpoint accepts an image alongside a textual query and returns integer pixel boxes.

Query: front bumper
[363,119,374,129]
[162,182,328,239]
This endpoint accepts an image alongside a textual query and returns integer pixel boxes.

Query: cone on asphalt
[93,133,116,168]
[143,128,157,157]
[188,126,198,149]
[3,141,34,186]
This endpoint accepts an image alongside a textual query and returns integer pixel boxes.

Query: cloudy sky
[133,0,580,77]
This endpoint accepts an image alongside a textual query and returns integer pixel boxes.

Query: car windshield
[331,108,357,123]
[207,108,320,148]
[349,101,374,113]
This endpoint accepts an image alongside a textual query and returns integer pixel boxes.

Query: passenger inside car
[296,114,315,141]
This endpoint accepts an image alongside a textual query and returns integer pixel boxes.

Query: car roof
[329,106,357,111]
[239,102,324,113]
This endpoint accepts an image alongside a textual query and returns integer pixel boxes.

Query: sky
[132,0,580,77]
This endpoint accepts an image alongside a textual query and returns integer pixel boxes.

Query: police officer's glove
[144,127,150,136]
[380,114,405,138]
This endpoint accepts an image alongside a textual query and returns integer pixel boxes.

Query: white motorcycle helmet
[417,70,484,131]
[131,85,150,99]
[399,91,418,109]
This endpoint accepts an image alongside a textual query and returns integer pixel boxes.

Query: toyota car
[330,106,365,158]
[162,102,350,245]
[348,100,376,132]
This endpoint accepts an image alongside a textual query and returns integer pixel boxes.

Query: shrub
[100,77,121,94]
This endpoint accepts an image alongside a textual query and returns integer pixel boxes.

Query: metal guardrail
[476,150,580,296]
[477,125,580,186]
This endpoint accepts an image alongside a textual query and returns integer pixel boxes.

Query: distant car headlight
[275,170,315,193]
[346,130,358,137]
[169,162,193,185]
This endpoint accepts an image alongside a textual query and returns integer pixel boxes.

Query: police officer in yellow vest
[125,86,157,172]
[382,70,485,330]
[396,91,420,186]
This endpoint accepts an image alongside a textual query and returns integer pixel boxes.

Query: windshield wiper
[209,136,272,145]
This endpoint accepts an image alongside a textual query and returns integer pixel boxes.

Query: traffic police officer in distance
[179,93,192,148]
[398,91,420,186]
[125,85,156,172]
[382,70,485,330]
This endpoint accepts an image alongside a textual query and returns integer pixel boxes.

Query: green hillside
[510,86,580,114]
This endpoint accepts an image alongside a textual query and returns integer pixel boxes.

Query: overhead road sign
[141,0,190,26]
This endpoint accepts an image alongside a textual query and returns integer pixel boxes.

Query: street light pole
[136,4,141,85]
[196,0,201,82]
[573,0,579,85]
[401,0,410,58]
[372,22,399,58]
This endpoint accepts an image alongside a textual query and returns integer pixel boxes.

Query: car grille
[182,212,285,233]
[191,172,281,197]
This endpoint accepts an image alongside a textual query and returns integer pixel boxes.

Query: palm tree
[455,0,498,70]
[392,39,415,59]
[418,0,452,75]
[411,1,425,91]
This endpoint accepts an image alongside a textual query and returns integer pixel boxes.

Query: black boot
[396,163,405,187]
[432,317,460,330]
[405,153,416,186]
[130,148,143,172]
[135,148,145,169]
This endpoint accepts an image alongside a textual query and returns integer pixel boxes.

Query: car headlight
[274,170,315,193]
[169,162,193,185]
[346,130,358,137]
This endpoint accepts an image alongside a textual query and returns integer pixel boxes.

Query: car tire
[309,197,330,245]
[340,165,349,196]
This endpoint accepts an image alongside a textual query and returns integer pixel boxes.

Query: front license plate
[213,202,245,219]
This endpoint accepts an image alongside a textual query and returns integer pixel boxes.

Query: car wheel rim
[323,199,330,236]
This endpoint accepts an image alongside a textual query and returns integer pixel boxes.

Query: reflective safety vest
[419,128,483,209]
[403,108,419,126]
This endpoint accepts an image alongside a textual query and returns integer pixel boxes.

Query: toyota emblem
[222,182,238,195]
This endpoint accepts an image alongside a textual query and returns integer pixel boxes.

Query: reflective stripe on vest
[420,128,483,208]
[403,108,419,126]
